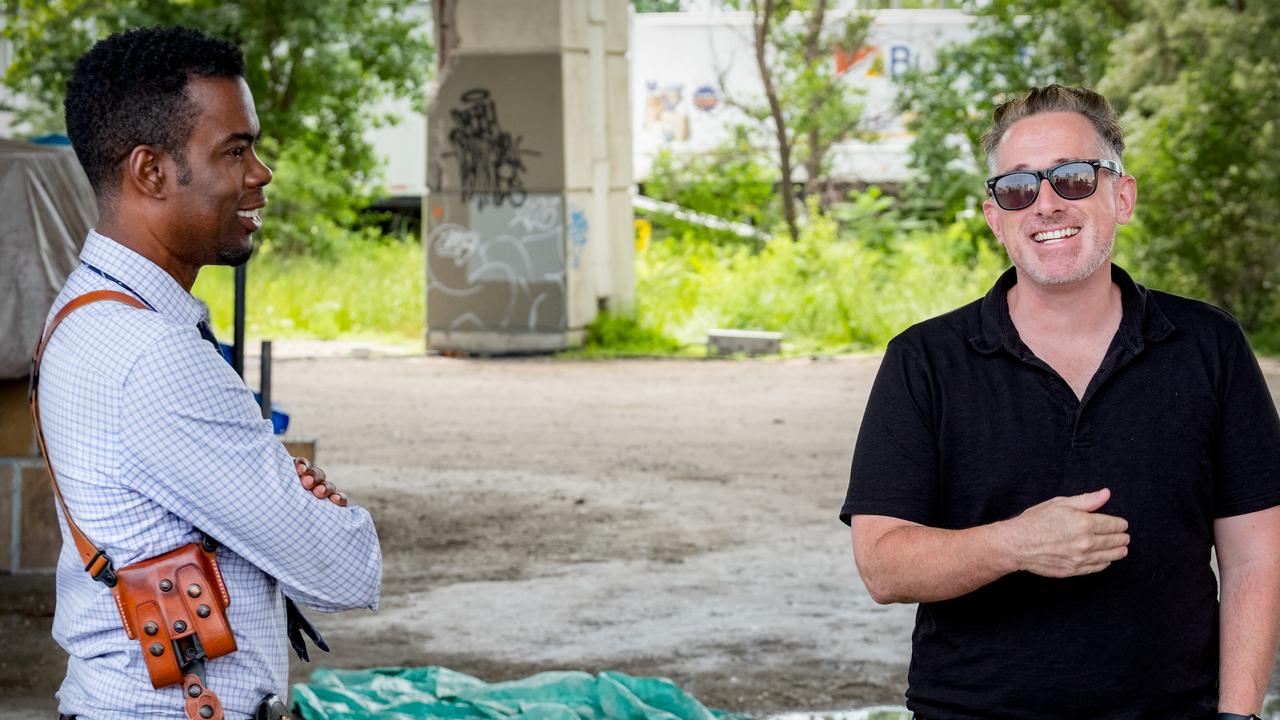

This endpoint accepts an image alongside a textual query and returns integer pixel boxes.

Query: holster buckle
[84,549,118,587]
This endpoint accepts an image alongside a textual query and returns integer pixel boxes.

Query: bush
[576,312,684,357]
[633,199,1007,353]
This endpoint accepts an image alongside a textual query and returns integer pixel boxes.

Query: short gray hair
[981,84,1125,173]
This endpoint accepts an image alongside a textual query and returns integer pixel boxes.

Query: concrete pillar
[425,0,635,354]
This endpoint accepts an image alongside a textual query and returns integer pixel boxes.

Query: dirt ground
[4,351,1280,718]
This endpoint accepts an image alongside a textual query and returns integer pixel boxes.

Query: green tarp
[292,667,744,720]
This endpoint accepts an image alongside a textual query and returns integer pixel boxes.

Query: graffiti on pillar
[427,195,567,332]
[568,204,589,270]
[445,89,540,209]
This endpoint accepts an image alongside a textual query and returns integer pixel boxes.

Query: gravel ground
[3,350,1278,719]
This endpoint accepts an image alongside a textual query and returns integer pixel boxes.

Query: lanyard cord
[81,261,158,312]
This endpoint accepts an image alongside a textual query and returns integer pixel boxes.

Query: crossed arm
[851,487,1129,604]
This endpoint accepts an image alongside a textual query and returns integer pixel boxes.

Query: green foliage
[718,0,873,240]
[1103,1,1280,334]
[895,0,1137,221]
[828,186,902,252]
[895,0,1280,342]
[576,312,685,357]
[634,200,1007,353]
[631,0,683,11]
[192,235,424,342]
[641,132,781,245]
[1,0,432,255]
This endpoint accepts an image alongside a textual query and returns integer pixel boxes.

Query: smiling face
[982,111,1136,288]
[160,75,272,269]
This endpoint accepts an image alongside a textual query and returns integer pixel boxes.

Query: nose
[1032,176,1065,214]
[248,148,273,188]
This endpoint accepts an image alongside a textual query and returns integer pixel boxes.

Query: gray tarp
[0,139,96,379]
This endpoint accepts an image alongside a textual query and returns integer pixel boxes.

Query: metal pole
[259,340,272,420]
[233,264,246,378]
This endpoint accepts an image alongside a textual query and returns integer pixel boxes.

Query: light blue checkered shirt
[37,230,382,719]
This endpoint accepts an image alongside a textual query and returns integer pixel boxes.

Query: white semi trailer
[368,7,975,209]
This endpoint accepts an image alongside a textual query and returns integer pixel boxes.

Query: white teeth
[237,209,259,219]
[1032,226,1080,242]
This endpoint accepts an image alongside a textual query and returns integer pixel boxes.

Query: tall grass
[632,205,1007,354]
[192,238,424,342]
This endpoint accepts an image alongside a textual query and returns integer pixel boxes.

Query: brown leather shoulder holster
[30,290,236,720]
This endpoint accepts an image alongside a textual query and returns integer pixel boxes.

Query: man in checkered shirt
[38,26,382,719]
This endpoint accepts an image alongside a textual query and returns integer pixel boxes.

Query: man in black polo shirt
[841,85,1280,719]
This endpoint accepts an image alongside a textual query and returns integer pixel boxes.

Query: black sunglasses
[986,159,1125,211]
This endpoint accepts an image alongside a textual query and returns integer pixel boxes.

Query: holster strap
[29,290,149,586]
[183,668,224,720]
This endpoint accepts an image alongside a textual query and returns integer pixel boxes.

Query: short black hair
[64,26,244,197]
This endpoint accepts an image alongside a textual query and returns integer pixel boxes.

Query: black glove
[284,596,329,662]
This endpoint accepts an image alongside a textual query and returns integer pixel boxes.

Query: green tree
[2,0,433,255]
[1103,0,1280,335]
[720,0,872,242]
[642,127,781,245]
[895,0,1136,222]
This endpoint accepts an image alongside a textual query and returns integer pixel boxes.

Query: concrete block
[561,0,593,51]
[0,467,9,572]
[590,161,613,299]
[455,0,563,54]
[427,329,585,355]
[563,191,599,329]
[18,465,58,571]
[605,0,630,54]
[708,329,784,357]
[560,51,594,191]
[589,22,609,158]
[606,54,633,189]
[0,460,61,573]
[607,189,636,309]
[0,379,36,457]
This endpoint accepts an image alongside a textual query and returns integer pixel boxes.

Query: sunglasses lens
[993,173,1039,211]
[1049,162,1097,199]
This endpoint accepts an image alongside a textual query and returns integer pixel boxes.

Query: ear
[123,145,167,200]
[1114,174,1137,226]
[982,198,1006,246]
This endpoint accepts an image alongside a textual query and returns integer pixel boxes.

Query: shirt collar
[969,264,1175,356]
[79,229,209,327]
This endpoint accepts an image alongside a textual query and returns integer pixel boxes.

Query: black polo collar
[968,264,1176,356]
